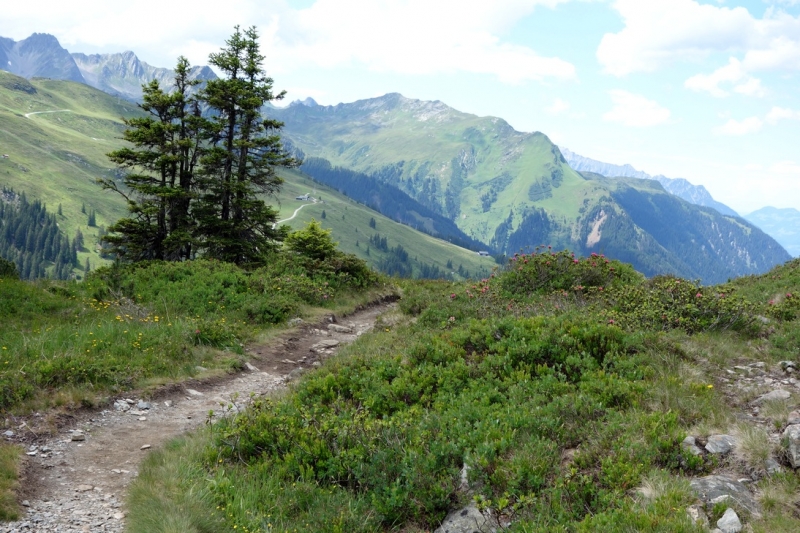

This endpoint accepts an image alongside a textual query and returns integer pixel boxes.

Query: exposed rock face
[72,51,217,101]
[0,33,85,82]
[690,475,759,516]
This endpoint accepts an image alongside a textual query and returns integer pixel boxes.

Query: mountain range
[270,94,789,283]
[0,33,215,101]
[559,147,739,217]
[0,32,794,281]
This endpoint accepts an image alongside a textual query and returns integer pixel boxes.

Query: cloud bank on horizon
[1,0,799,213]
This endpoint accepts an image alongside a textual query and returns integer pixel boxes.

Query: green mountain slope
[0,73,492,279]
[271,95,790,283]
[0,71,142,272]
[275,168,495,280]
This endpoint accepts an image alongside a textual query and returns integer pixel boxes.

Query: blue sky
[2,0,799,214]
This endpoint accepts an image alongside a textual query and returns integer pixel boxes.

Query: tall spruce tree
[192,26,297,265]
[100,57,204,261]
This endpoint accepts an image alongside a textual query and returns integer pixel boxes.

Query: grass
[0,444,21,521]
[276,168,496,280]
[126,433,224,533]
[0,71,140,273]
[0,252,386,414]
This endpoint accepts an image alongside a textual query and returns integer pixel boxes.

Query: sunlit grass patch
[0,443,22,521]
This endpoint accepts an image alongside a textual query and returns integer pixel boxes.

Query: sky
[2,0,800,214]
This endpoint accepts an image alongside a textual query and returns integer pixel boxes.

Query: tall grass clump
[0,444,22,521]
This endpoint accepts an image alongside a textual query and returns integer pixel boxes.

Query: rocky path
[2,303,392,533]
[679,358,800,532]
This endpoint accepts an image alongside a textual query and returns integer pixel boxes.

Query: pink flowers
[450,293,457,300]
[696,292,702,298]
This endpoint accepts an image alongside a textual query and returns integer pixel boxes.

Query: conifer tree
[192,26,297,264]
[101,57,204,261]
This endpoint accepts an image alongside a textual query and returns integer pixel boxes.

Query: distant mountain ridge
[270,93,790,283]
[71,51,216,101]
[0,33,216,101]
[744,207,800,257]
[0,33,85,83]
[559,147,739,217]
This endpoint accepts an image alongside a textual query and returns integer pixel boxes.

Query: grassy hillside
[276,168,495,280]
[0,71,141,273]
[272,96,790,283]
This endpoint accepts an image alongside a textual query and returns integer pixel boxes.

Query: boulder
[434,502,495,533]
[705,434,737,455]
[681,436,703,456]
[690,475,759,516]
[686,504,709,527]
[752,390,791,405]
[716,508,742,533]
[782,424,800,468]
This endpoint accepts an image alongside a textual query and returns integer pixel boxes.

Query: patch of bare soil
[1,302,394,533]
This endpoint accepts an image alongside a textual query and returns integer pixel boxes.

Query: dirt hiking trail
[2,302,394,533]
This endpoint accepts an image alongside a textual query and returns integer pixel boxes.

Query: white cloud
[602,90,671,127]
[714,116,763,135]
[766,106,800,123]
[685,58,766,97]
[715,106,800,134]
[598,0,800,77]
[267,0,576,84]
[0,1,578,85]
[545,98,571,114]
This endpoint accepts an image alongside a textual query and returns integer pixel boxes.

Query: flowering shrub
[498,248,641,297]
[599,276,759,335]
[767,291,800,322]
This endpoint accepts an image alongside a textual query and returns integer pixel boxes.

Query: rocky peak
[0,32,85,83]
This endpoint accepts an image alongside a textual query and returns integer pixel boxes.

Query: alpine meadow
[1,8,800,533]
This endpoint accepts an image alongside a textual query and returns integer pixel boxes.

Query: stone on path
[136,400,151,410]
[75,484,93,492]
[782,424,800,468]
[705,434,737,455]
[311,339,340,352]
[690,475,759,516]
[186,388,203,396]
[752,389,791,405]
[245,362,259,372]
[717,508,743,533]
[434,502,496,533]
[71,430,85,442]
[140,444,151,450]
[327,324,353,333]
